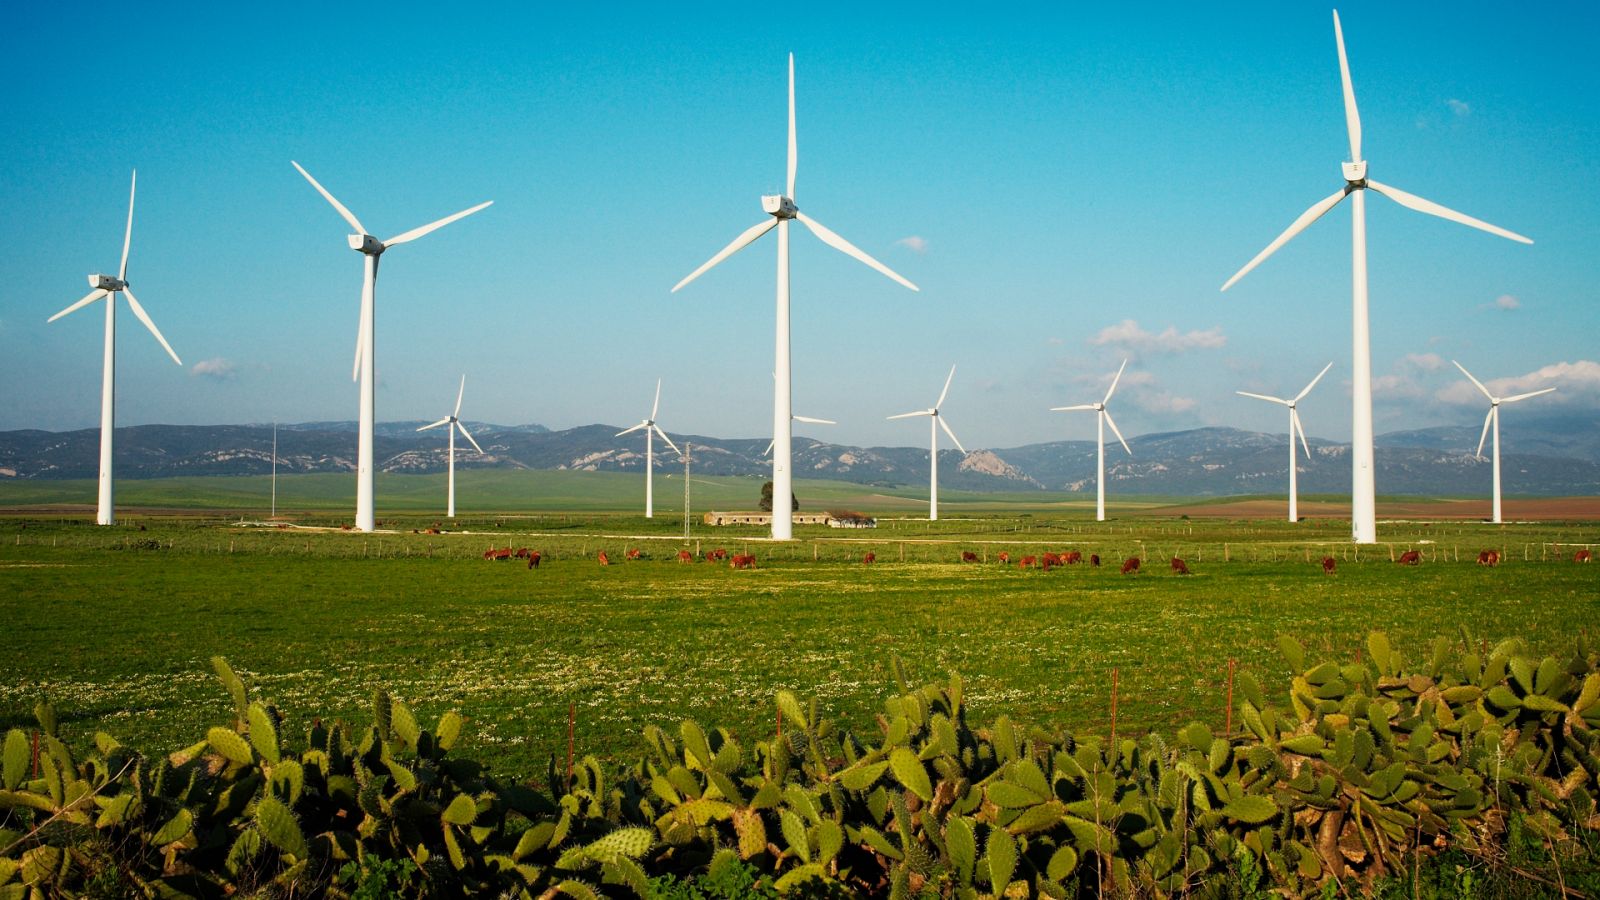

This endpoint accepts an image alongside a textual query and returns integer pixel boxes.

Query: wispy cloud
[1482,293,1520,311]
[1437,359,1600,406]
[895,236,928,254]
[1402,352,1446,372]
[1089,319,1225,357]
[190,357,236,381]
[1445,98,1471,118]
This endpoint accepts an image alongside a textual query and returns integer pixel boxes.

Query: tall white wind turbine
[671,54,918,541]
[417,374,483,519]
[1236,362,1334,523]
[292,161,491,533]
[888,366,968,522]
[1452,360,1555,525]
[1052,360,1131,522]
[1220,10,1532,544]
[46,170,183,526]
[616,379,680,518]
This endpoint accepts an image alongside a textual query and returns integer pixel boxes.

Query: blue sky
[3,1,1596,450]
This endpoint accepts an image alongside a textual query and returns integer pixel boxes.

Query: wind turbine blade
[887,410,933,420]
[653,425,681,457]
[1236,391,1290,406]
[1103,410,1132,455]
[793,415,836,425]
[671,219,777,293]
[1500,387,1557,404]
[120,170,136,280]
[418,417,452,431]
[763,439,775,457]
[47,289,109,323]
[454,374,466,417]
[120,287,182,365]
[1452,360,1494,401]
[456,421,484,454]
[1332,10,1362,163]
[1476,408,1494,458]
[1103,359,1128,405]
[291,161,367,234]
[1292,409,1311,458]
[937,415,968,455]
[1050,403,1097,412]
[936,364,956,408]
[787,53,797,200]
[382,200,493,247]
[794,212,919,291]
[652,378,662,421]
[1220,188,1350,291]
[616,422,648,437]
[1294,361,1335,403]
[1366,180,1532,244]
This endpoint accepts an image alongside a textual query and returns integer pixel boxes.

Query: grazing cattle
[961,551,979,563]
[341,524,353,531]
[1063,551,1082,565]
[1041,552,1062,567]
[997,551,1011,564]
[485,547,512,561]
[711,548,728,561]
[1477,549,1500,567]
[677,550,693,563]
[527,551,542,569]
[1120,557,1141,575]
[1397,550,1421,566]
[597,551,611,566]
[1170,557,1190,575]
[1090,554,1101,567]
[626,548,642,560]
[863,552,876,565]
[1321,556,1337,575]
[1577,550,1592,564]
[513,548,531,559]
[425,527,442,535]
[730,554,756,569]
[1019,555,1037,569]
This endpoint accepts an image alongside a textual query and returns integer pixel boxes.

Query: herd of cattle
[476,544,1594,572]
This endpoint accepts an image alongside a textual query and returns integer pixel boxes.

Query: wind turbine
[671,54,918,541]
[1236,362,1334,523]
[1052,360,1131,522]
[46,170,183,526]
[1220,10,1532,544]
[763,414,837,457]
[291,160,491,533]
[1452,360,1556,525]
[888,365,968,522]
[417,374,483,519]
[616,379,680,518]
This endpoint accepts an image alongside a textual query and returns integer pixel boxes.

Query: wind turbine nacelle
[88,274,123,291]
[1341,161,1367,183]
[348,234,384,254]
[761,195,798,218]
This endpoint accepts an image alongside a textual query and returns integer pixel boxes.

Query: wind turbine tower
[888,366,969,521]
[1052,360,1131,523]
[1452,361,1556,525]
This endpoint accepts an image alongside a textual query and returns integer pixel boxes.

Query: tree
[759,481,799,513]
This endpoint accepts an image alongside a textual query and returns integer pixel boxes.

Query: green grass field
[3,494,1596,785]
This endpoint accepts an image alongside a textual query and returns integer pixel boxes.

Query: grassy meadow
[3,480,1596,784]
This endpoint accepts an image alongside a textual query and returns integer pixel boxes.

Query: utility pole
[683,442,692,540]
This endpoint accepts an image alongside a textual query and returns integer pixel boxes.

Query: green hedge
[2,631,1598,898]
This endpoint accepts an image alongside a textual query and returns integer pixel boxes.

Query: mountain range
[2,415,1597,497]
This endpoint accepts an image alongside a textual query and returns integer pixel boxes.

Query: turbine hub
[347,234,385,254]
[761,195,798,219]
[1341,161,1368,185]
[88,274,125,291]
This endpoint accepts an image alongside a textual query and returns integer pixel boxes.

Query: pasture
[2,508,1596,785]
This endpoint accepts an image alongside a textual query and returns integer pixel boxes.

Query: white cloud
[1437,359,1600,406]
[1134,391,1197,415]
[1446,98,1471,117]
[1401,352,1446,372]
[1046,336,1063,346]
[190,357,236,381]
[895,236,928,254]
[1089,319,1226,356]
[1492,294,1520,310]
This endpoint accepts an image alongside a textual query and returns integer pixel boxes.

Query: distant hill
[1,418,1597,496]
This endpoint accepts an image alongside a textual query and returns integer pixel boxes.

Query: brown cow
[712,548,728,561]
[677,550,693,563]
[1090,554,1101,567]
[1120,557,1141,575]
[1476,549,1500,567]
[1041,552,1062,567]
[485,547,512,561]
[527,551,542,569]
[597,551,611,566]
[863,552,876,565]
[997,551,1011,564]
[1577,550,1592,563]
[1063,551,1082,565]
[1397,550,1421,566]
[1321,556,1337,575]
[961,551,979,563]
[730,554,756,569]
[626,548,642,560]
[1018,555,1037,568]
[513,547,531,559]
[1170,557,1190,575]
